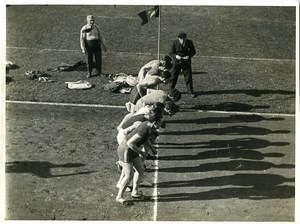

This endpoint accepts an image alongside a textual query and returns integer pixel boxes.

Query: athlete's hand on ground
[182,56,189,59]
[175,55,181,60]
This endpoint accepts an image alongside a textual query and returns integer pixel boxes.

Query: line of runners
[114,56,182,206]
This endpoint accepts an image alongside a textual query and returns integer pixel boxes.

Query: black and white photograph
[1,0,299,222]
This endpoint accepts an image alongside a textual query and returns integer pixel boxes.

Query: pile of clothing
[103,73,138,93]
[65,80,93,89]
[25,70,55,82]
[47,60,87,72]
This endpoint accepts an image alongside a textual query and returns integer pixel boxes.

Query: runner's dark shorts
[129,86,141,104]
[117,140,139,163]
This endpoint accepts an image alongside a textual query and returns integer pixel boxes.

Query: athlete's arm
[127,134,147,158]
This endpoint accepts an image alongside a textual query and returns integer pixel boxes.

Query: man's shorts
[117,140,139,163]
[129,86,141,104]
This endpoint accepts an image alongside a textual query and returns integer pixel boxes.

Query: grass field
[4,4,297,222]
[5,5,296,113]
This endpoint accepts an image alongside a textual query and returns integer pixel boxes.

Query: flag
[138,5,159,26]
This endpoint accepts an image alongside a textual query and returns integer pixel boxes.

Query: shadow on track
[157,185,295,201]
[5,161,96,178]
[158,173,294,188]
[165,114,284,124]
[159,148,285,161]
[160,126,290,136]
[188,102,270,111]
[157,137,289,151]
[157,160,294,173]
[196,89,295,97]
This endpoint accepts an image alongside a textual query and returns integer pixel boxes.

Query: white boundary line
[6,46,295,62]
[6,46,80,52]
[5,100,126,109]
[199,55,295,62]
[6,100,295,117]
[152,144,159,222]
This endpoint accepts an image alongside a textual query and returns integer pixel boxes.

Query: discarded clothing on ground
[48,60,87,72]
[38,77,55,83]
[103,73,138,93]
[65,80,93,89]
[25,70,54,82]
[6,61,19,74]
[6,76,14,84]
[109,73,138,86]
[103,82,131,93]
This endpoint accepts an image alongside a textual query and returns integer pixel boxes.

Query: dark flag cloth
[138,5,159,26]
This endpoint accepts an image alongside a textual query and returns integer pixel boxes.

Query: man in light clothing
[80,15,107,78]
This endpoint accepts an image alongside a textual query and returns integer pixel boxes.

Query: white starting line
[5,100,126,109]
[6,100,295,117]
[152,144,160,222]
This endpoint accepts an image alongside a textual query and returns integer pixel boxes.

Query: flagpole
[157,5,161,60]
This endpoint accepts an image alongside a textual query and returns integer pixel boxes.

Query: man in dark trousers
[80,15,107,78]
[169,32,197,98]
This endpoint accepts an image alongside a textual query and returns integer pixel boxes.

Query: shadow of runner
[158,173,295,188]
[5,161,96,178]
[159,148,285,161]
[165,114,285,124]
[157,160,294,173]
[160,126,290,136]
[157,137,289,152]
[157,185,295,201]
[196,89,295,97]
[189,102,270,111]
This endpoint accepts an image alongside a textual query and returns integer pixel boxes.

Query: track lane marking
[6,100,125,109]
[6,100,295,117]
[152,144,159,221]
[6,46,295,62]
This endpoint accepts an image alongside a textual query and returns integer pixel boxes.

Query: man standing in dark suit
[169,32,197,98]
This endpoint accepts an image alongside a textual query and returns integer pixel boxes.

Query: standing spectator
[80,15,107,78]
[169,32,197,98]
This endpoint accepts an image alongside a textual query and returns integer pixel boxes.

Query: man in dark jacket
[169,32,197,98]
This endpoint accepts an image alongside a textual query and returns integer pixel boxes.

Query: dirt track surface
[5,103,295,221]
